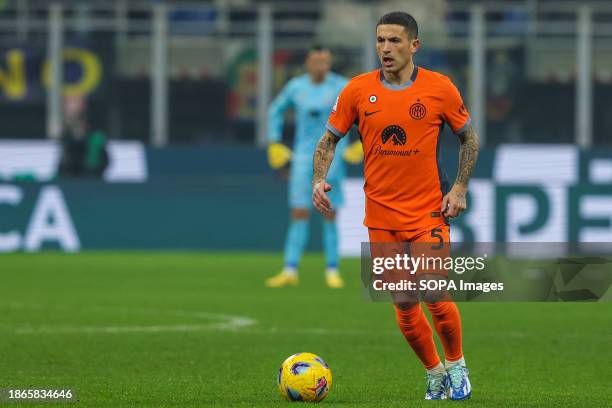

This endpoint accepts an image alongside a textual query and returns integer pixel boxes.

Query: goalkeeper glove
[343,140,364,164]
[267,143,292,169]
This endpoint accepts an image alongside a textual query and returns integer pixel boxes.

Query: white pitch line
[14,324,385,336]
[0,302,538,338]
[3,302,258,335]
[15,322,254,334]
[3,302,381,336]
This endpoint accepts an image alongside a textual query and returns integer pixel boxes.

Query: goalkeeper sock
[323,220,339,270]
[325,267,339,276]
[283,219,309,271]
[282,266,297,276]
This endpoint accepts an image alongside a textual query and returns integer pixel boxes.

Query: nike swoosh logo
[364,110,381,117]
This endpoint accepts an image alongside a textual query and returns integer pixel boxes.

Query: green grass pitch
[1,252,610,407]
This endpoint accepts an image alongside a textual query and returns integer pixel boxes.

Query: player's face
[376,24,420,74]
[306,50,332,83]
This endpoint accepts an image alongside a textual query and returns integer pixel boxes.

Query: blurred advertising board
[0,144,610,252]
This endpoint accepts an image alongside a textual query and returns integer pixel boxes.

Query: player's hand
[312,180,333,214]
[441,185,467,218]
[267,143,292,169]
[343,140,364,164]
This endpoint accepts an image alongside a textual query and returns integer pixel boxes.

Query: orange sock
[394,304,441,369]
[426,301,463,361]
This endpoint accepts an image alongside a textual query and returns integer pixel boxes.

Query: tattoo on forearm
[312,131,339,186]
[456,125,479,188]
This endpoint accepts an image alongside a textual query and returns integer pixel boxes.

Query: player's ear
[410,38,420,53]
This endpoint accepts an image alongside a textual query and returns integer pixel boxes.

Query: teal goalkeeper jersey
[268,72,349,180]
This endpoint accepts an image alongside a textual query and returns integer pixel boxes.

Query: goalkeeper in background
[266,45,363,288]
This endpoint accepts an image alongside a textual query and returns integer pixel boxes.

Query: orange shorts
[368,223,451,277]
[368,223,450,244]
[368,223,451,303]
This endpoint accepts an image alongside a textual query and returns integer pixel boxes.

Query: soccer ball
[277,352,332,402]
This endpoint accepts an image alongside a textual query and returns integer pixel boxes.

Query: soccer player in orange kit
[312,12,479,401]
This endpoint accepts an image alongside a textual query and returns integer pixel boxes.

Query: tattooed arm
[441,124,480,218]
[312,129,341,214]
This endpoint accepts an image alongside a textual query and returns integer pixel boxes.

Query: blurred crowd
[0,0,609,146]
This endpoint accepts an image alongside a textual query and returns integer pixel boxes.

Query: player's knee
[394,301,420,312]
[421,290,448,304]
[291,208,310,220]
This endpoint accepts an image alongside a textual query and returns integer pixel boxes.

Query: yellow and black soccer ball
[277,352,332,402]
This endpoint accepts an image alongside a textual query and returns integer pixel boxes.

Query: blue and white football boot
[446,362,472,400]
[425,371,449,400]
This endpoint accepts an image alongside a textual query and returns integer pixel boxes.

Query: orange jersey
[326,67,471,230]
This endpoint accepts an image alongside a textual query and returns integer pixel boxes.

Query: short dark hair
[376,12,418,39]
[309,44,329,53]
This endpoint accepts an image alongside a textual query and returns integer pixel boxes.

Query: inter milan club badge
[369,95,377,103]
[410,100,426,120]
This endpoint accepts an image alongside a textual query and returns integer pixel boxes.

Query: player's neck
[309,74,326,84]
[383,61,415,86]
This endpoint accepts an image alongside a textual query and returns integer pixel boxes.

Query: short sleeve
[326,83,357,138]
[441,78,471,135]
